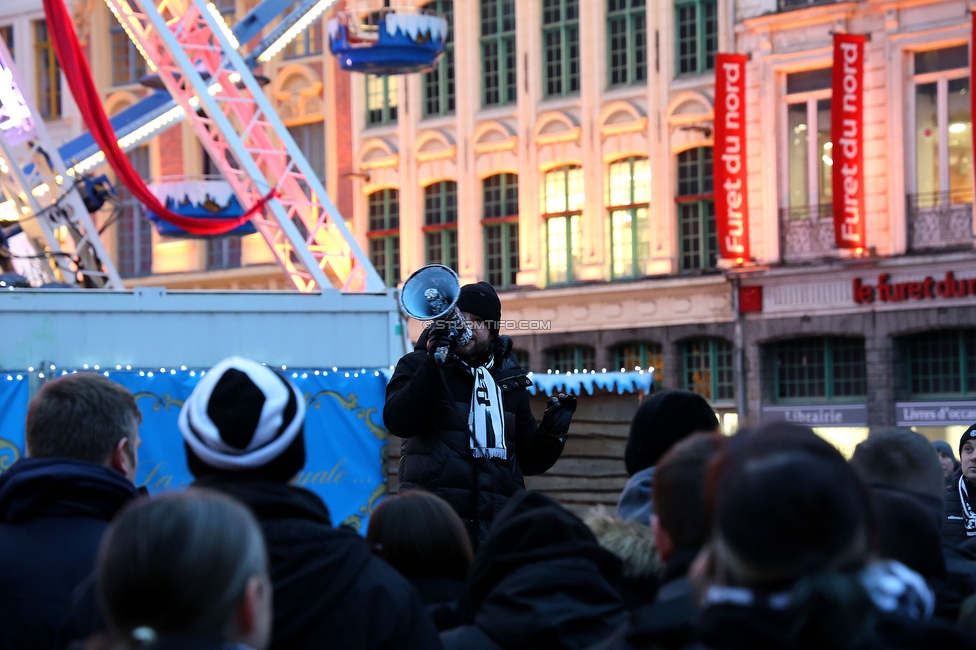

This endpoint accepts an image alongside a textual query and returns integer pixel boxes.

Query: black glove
[426,324,457,365]
[541,393,577,442]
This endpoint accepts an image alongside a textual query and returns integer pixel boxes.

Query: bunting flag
[713,54,750,262]
[831,33,868,250]
[41,0,275,236]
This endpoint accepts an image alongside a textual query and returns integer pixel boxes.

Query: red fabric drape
[42,0,274,236]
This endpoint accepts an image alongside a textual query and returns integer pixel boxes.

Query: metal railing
[906,190,974,252]
[779,203,837,261]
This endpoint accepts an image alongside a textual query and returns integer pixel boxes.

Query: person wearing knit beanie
[455,281,502,339]
[180,356,443,650]
[615,390,719,525]
[944,423,976,547]
[179,356,306,481]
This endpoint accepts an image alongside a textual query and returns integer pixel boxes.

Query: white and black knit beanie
[179,356,306,481]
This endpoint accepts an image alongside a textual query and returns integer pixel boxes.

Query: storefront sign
[852,271,976,304]
[896,401,976,427]
[831,33,868,249]
[714,53,750,261]
[762,404,868,427]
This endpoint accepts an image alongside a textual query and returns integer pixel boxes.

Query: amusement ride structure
[0,0,449,294]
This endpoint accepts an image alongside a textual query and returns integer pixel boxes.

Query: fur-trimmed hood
[584,506,660,581]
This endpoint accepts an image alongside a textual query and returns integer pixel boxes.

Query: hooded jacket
[441,491,628,650]
[384,332,566,545]
[193,476,442,650]
[0,457,138,650]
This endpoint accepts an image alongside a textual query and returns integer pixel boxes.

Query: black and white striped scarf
[959,476,976,536]
[468,354,507,459]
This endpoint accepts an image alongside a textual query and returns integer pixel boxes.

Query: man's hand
[426,324,457,365]
[541,393,577,442]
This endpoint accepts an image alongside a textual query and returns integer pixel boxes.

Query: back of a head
[98,490,267,644]
[624,389,720,476]
[711,423,870,589]
[653,432,726,553]
[26,373,140,463]
[850,427,945,499]
[366,489,472,582]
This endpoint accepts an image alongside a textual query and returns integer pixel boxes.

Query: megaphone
[399,264,472,364]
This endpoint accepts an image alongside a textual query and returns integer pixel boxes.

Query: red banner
[713,54,750,261]
[831,33,868,249]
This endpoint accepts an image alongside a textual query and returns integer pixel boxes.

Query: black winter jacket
[0,457,138,650]
[384,332,566,545]
[943,469,975,547]
[194,476,442,650]
[441,491,628,650]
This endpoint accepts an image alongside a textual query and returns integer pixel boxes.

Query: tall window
[423,1,455,117]
[785,68,833,211]
[34,21,60,120]
[117,147,153,277]
[110,23,146,85]
[483,173,519,288]
[913,46,972,206]
[548,345,595,372]
[612,342,662,386]
[367,189,400,287]
[481,0,516,107]
[676,147,717,272]
[424,181,458,270]
[206,237,242,270]
[1,25,14,56]
[287,122,325,184]
[366,75,397,126]
[542,0,580,97]
[675,0,716,77]
[607,0,646,87]
[682,337,734,402]
[284,4,322,58]
[608,156,650,279]
[773,337,866,402]
[902,330,976,397]
[542,165,583,284]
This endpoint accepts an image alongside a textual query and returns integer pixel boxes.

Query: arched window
[681,337,733,402]
[676,147,717,272]
[901,329,976,397]
[367,189,400,287]
[422,1,455,116]
[547,345,595,373]
[607,156,650,279]
[483,173,519,288]
[542,165,583,284]
[424,181,458,271]
[480,0,517,106]
[611,341,662,386]
[772,337,866,402]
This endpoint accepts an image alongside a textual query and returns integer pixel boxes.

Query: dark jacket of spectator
[385,330,565,545]
[944,468,976,547]
[441,491,627,650]
[585,508,659,609]
[195,476,442,650]
[0,457,137,650]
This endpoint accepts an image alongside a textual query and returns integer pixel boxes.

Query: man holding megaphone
[385,273,576,547]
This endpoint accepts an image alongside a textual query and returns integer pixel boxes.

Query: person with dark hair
[385,280,575,546]
[690,422,973,650]
[934,440,961,485]
[615,390,719,526]
[0,373,141,650]
[98,490,272,650]
[179,356,441,650]
[367,490,473,631]
[850,428,975,620]
[944,424,976,548]
[441,491,627,650]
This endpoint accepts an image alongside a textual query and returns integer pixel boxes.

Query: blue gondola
[146,178,257,238]
[327,9,448,75]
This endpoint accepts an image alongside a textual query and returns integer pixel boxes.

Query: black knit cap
[959,423,976,457]
[456,281,502,335]
[624,389,719,476]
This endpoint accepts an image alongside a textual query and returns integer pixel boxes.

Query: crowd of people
[5,345,976,648]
